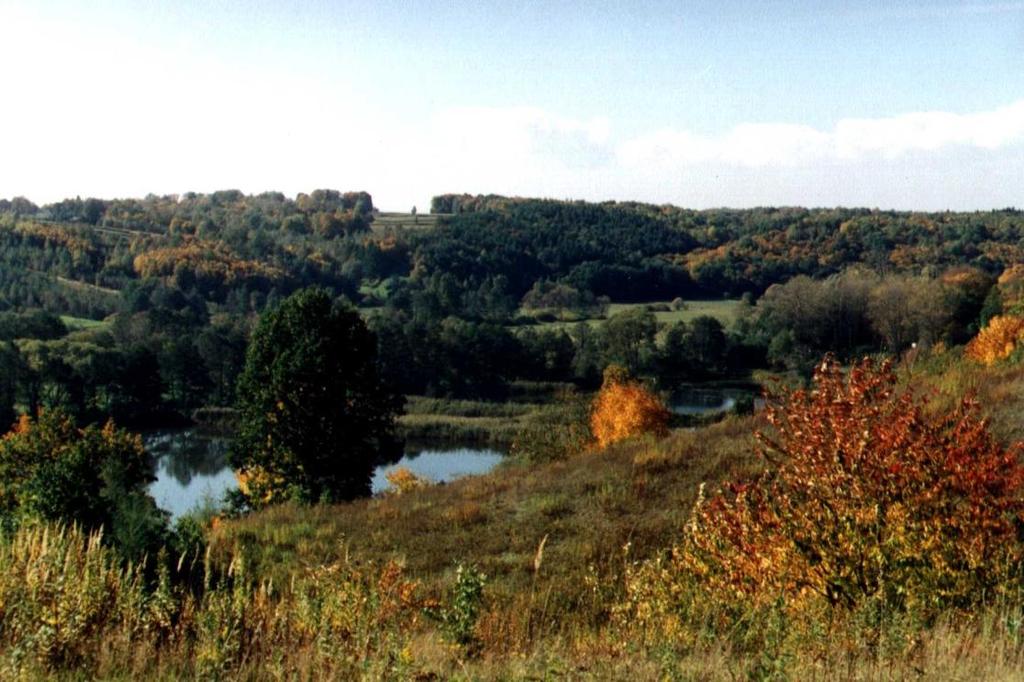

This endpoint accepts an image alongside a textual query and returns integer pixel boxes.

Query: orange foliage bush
[590,366,670,448]
[965,314,1024,365]
[235,465,287,506]
[681,357,1024,615]
[385,466,431,495]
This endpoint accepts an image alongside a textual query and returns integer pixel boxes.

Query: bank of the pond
[397,395,569,446]
[147,383,759,518]
[145,428,510,519]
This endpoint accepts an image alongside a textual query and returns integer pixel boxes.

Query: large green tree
[231,288,402,506]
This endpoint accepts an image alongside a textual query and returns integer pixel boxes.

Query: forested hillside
[1,190,1022,425]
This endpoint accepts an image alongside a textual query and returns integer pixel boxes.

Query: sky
[0,0,1023,211]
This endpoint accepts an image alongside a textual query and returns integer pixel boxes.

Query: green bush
[0,408,166,558]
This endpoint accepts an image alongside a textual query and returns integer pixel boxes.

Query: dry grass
[902,346,1024,444]
[210,416,760,658]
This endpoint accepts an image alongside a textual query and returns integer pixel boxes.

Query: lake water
[371,447,504,492]
[146,430,236,520]
[670,386,754,416]
[144,430,505,519]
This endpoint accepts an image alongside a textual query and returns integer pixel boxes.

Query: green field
[521,298,745,332]
[370,211,446,232]
[59,315,109,331]
[608,299,744,326]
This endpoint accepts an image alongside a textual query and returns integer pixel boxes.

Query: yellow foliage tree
[590,365,670,448]
[965,314,1024,365]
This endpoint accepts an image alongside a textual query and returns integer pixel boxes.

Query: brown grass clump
[0,523,426,679]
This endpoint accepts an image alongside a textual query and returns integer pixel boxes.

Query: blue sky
[1,0,1022,210]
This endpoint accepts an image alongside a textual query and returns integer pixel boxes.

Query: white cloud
[359,107,614,208]
[619,123,831,168]
[429,106,610,167]
[619,100,1024,170]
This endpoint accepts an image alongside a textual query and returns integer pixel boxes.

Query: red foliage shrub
[683,357,1024,614]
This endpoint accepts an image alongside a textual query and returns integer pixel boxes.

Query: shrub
[428,563,487,652]
[965,314,1024,365]
[681,357,1024,618]
[385,466,431,495]
[0,409,166,557]
[590,366,670,448]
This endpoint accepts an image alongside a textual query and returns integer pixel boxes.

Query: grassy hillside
[4,349,1024,678]
[201,349,1024,678]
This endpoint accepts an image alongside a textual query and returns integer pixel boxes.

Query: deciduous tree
[231,288,402,506]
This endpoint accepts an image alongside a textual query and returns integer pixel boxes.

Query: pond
[669,385,756,416]
[144,430,505,519]
[146,430,236,520]
[372,446,504,493]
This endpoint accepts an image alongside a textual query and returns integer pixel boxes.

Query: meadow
[518,298,744,332]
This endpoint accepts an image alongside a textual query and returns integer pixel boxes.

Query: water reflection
[145,430,230,486]
[145,430,235,520]
[145,429,506,519]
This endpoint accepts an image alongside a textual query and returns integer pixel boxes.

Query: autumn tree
[757,270,877,368]
[965,314,1024,365]
[590,365,670,448]
[231,287,402,506]
[682,357,1024,617]
[867,275,950,351]
[998,265,1024,314]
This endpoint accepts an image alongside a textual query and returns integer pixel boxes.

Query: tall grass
[0,524,424,679]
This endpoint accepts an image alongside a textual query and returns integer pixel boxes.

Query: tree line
[1,190,1022,422]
